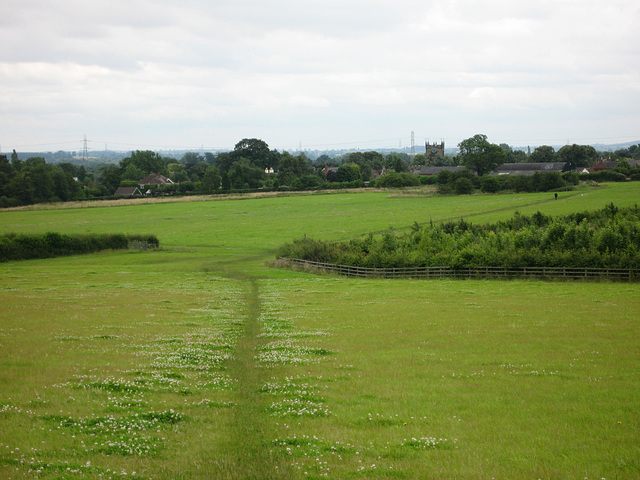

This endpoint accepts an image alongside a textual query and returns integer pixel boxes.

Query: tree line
[2,136,639,207]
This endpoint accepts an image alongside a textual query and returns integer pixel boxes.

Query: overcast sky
[1,0,639,153]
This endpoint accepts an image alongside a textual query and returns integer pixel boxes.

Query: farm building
[412,166,466,176]
[492,162,571,176]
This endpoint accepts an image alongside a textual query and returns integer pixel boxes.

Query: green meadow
[1,183,639,479]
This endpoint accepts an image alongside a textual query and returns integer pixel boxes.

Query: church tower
[425,140,445,161]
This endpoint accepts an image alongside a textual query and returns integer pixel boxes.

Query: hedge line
[277,203,640,270]
[0,232,159,262]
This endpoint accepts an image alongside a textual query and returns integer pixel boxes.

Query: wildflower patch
[41,410,184,457]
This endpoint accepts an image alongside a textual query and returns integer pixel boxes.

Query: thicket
[277,203,640,269]
[0,232,159,262]
[416,169,580,194]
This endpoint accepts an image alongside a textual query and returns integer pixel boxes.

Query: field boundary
[280,258,639,282]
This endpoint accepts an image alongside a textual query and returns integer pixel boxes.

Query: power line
[82,135,89,161]
[4,134,639,153]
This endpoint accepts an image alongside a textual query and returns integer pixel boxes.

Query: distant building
[493,162,571,176]
[139,173,174,187]
[114,186,142,196]
[412,165,466,176]
[590,160,616,172]
[425,140,445,162]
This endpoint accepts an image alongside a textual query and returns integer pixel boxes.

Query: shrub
[375,172,420,188]
[453,177,475,195]
[277,204,640,270]
[480,176,500,193]
[0,233,159,262]
[581,171,627,183]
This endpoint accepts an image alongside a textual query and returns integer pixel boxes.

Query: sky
[1,0,639,153]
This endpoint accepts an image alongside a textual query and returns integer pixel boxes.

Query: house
[114,186,142,196]
[139,173,174,187]
[493,162,570,176]
[590,160,617,172]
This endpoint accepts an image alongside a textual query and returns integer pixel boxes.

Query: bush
[531,172,566,192]
[562,171,580,185]
[581,171,627,183]
[480,176,500,193]
[375,172,420,188]
[453,177,475,195]
[0,233,159,262]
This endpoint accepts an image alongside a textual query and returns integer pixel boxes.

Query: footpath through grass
[1,183,639,479]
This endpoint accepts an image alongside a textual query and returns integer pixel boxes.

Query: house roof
[412,166,466,176]
[493,162,569,176]
[139,173,174,186]
[114,186,141,196]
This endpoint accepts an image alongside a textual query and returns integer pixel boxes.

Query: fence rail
[281,258,639,282]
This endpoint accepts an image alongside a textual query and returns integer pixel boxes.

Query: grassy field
[1,183,639,479]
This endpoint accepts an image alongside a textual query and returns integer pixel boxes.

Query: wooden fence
[281,258,639,282]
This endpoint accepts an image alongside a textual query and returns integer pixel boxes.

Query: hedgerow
[0,233,159,262]
[277,203,640,269]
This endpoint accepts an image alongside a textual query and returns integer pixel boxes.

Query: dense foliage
[0,232,159,262]
[417,168,579,194]
[277,204,640,269]
[457,134,508,176]
[3,138,639,207]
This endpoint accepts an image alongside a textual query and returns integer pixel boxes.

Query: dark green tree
[557,144,597,169]
[29,162,54,202]
[167,163,189,183]
[387,153,409,173]
[499,145,528,163]
[229,160,265,189]
[0,154,14,197]
[186,162,209,182]
[336,163,361,183]
[457,134,507,176]
[220,170,230,191]
[200,165,221,193]
[454,177,475,194]
[231,138,279,171]
[180,152,203,165]
[51,167,73,202]
[100,165,123,194]
[122,163,144,181]
[121,150,166,175]
[529,145,557,163]
[480,175,500,193]
[278,152,314,186]
[214,152,234,174]
[9,170,35,204]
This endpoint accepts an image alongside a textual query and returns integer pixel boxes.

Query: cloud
[1,0,639,150]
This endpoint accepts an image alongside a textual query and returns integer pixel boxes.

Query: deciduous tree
[529,145,557,163]
[457,134,507,176]
[557,144,597,168]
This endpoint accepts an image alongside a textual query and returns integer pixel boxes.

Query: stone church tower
[425,140,445,161]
